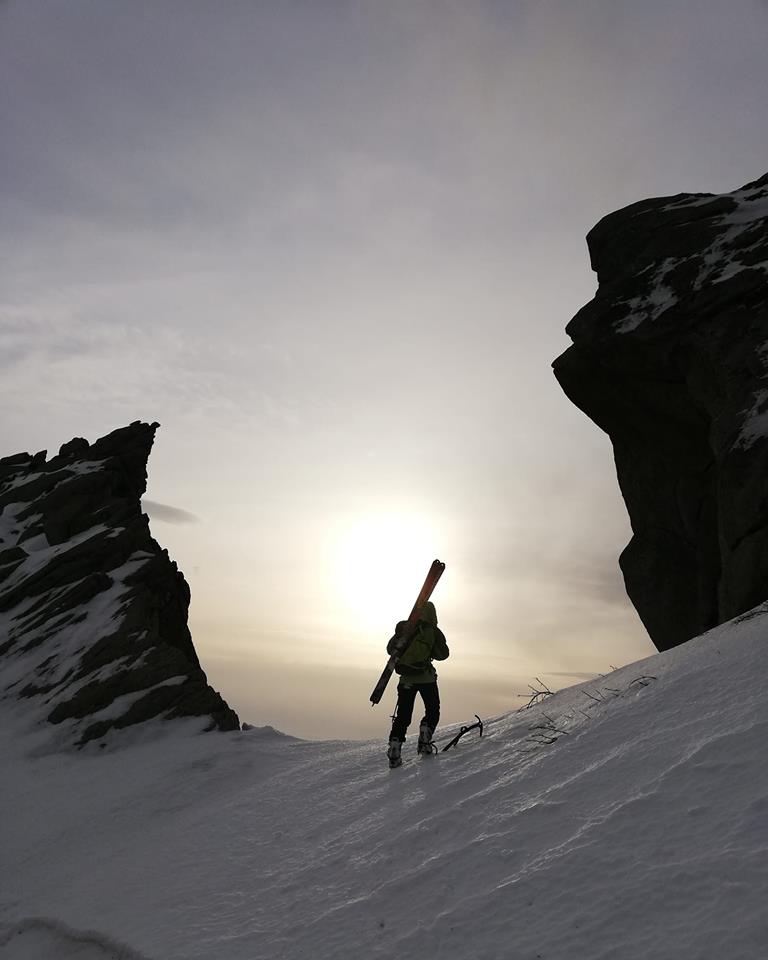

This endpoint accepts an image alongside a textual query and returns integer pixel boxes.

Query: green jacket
[387,604,449,685]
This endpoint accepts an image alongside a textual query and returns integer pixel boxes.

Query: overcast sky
[3,0,768,738]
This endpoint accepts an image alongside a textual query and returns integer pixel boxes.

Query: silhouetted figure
[386,600,449,768]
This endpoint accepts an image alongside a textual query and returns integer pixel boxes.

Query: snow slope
[2,606,767,960]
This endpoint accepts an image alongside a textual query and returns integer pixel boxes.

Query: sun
[330,511,441,634]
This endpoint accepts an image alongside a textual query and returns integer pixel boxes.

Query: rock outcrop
[553,172,768,652]
[0,421,239,746]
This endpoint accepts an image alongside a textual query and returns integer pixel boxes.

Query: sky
[2,0,768,739]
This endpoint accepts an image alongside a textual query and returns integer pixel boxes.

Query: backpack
[395,623,435,676]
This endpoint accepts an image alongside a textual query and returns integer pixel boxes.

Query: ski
[369,558,446,705]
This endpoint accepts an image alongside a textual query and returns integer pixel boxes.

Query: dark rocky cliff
[0,421,239,747]
[553,172,768,652]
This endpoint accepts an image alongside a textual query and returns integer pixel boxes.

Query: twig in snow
[582,688,605,704]
[526,713,570,745]
[517,678,554,710]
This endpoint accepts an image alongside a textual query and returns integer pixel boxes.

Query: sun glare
[331,512,441,635]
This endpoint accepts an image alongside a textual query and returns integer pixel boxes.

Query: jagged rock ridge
[553,172,768,652]
[0,421,239,746]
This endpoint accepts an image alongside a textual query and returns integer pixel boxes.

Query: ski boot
[387,738,403,768]
[417,722,437,756]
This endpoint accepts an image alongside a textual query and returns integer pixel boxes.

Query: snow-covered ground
[2,606,767,960]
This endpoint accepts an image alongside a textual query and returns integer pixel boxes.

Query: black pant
[389,682,440,742]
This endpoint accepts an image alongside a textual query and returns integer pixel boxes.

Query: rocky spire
[0,421,239,747]
[554,172,768,651]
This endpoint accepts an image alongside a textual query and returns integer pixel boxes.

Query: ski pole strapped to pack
[441,715,483,751]
[369,559,446,705]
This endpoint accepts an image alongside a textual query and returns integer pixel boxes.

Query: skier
[386,600,449,768]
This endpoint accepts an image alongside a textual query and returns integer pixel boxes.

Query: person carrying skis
[387,600,449,768]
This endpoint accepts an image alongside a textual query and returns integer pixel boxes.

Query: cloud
[142,500,199,524]
[547,671,603,681]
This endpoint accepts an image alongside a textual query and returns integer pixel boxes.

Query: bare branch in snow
[517,678,555,710]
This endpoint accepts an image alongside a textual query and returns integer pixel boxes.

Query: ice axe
[441,715,483,751]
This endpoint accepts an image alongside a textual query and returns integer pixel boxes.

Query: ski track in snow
[0,917,152,960]
[2,612,768,960]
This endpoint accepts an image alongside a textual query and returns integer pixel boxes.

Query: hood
[419,601,438,625]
